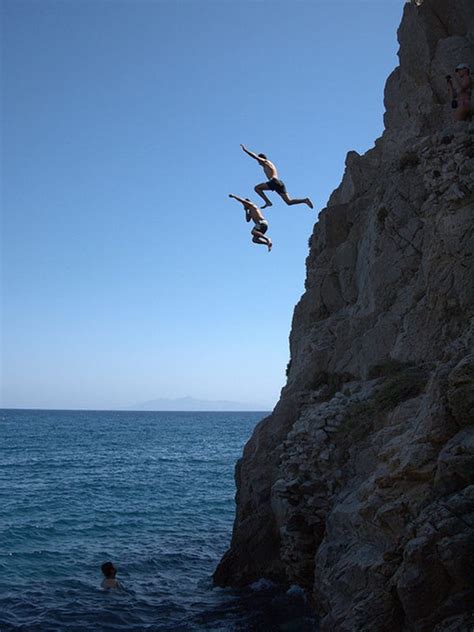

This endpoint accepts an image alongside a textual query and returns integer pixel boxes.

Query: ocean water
[0,410,318,632]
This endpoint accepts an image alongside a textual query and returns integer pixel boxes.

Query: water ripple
[0,410,317,631]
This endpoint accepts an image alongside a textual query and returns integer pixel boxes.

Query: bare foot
[306,198,314,209]
[261,202,273,209]
[268,240,272,252]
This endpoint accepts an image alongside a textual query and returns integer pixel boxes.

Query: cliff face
[214,2,474,631]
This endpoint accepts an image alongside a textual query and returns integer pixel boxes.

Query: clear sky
[1,0,405,411]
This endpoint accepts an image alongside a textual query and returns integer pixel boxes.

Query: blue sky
[1,0,405,410]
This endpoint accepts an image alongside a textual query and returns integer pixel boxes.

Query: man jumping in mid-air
[229,194,272,252]
[240,144,313,210]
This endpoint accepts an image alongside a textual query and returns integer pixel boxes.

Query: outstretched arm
[229,193,247,205]
[229,194,252,221]
[240,144,266,165]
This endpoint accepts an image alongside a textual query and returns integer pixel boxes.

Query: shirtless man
[229,194,272,252]
[447,64,472,122]
[240,144,313,210]
[101,561,120,590]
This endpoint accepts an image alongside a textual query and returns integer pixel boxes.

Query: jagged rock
[447,354,474,425]
[214,1,474,630]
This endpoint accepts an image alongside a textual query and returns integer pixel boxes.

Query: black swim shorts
[267,178,287,195]
[253,220,268,234]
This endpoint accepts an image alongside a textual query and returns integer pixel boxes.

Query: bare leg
[280,191,313,209]
[254,183,273,209]
[252,230,272,252]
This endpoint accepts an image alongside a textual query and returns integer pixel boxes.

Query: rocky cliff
[214,2,474,631]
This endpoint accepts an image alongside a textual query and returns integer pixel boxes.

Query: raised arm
[446,75,458,99]
[229,194,252,222]
[240,144,267,165]
[229,193,247,205]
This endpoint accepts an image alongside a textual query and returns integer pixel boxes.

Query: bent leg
[254,183,273,209]
[280,191,313,209]
[252,229,272,252]
[251,229,267,244]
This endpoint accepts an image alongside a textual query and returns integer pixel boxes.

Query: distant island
[130,396,270,412]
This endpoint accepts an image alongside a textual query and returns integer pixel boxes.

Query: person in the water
[240,144,314,210]
[229,194,272,252]
[101,561,120,589]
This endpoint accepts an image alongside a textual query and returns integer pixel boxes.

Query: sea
[0,409,318,632]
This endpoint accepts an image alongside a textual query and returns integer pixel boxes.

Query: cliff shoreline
[214,2,474,631]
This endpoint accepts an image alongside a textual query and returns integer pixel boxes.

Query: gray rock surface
[214,2,474,630]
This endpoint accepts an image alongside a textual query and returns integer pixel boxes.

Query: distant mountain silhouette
[130,396,270,412]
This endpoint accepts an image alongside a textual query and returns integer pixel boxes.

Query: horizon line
[0,407,272,413]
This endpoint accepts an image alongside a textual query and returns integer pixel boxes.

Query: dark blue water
[0,410,317,631]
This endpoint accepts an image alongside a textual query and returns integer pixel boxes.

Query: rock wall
[214,1,474,631]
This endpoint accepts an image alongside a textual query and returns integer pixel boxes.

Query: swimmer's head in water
[258,153,267,160]
[455,64,471,74]
[101,561,116,578]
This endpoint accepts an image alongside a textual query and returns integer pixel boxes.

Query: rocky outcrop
[214,2,474,630]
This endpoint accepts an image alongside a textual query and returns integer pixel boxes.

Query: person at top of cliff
[240,144,314,211]
[101,561,120,590]
[229,193,272,252]
[446,64,472,122]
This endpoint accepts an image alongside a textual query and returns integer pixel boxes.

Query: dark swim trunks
[267,177,287,195]
[253,220,268,234]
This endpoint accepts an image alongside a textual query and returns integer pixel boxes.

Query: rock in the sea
[214,1,474,631]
